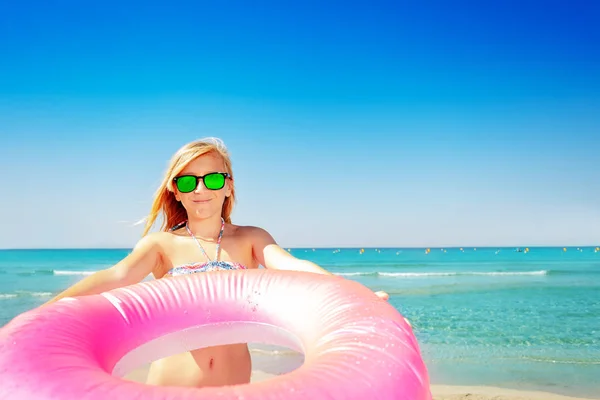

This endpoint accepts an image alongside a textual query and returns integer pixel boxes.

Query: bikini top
[165,218,247,277]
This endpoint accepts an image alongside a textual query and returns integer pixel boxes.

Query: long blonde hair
[142,137,235,236]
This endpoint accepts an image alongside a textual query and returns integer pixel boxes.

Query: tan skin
[43,152,389,388]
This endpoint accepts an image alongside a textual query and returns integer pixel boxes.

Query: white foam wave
[0,292,53,299]
[336,270,548,278]
[29,292,53,297]
[381,270,547,277]
[476,270,548,276]
[519,356,600,365]
[53,270,98,276]
[336,272,372,277]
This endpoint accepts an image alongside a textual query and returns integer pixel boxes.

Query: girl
[43,137,389,388]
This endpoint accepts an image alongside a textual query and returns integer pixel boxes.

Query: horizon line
[1,245,599,251]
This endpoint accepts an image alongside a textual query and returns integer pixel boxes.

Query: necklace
[185,218,225,262]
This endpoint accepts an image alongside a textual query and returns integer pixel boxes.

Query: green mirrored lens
[176,176,197,192]
[204,173,225,190]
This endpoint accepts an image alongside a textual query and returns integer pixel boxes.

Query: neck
[186,214,224,240]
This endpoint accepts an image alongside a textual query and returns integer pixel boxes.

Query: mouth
[192,199,212,204]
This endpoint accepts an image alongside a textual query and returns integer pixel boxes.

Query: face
[172,152,233,220]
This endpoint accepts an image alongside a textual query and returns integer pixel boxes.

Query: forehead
[180,152,225,175]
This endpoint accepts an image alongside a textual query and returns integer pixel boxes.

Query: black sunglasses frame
[173,172,231,193]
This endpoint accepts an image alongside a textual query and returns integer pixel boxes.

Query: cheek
[175,192,191,205]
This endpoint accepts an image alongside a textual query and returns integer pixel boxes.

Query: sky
[0,1,599,249]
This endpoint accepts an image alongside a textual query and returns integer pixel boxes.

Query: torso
[144,220,259,387]
[155,221,259,279]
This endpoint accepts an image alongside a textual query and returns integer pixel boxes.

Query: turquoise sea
[1,247,599,398]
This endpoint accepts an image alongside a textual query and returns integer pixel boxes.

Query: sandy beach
[123,365,597,400]
[429,385,596,400]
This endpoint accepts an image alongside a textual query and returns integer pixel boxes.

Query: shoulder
[129,231,176,275]
[230,224,277,245]
[132,231,172,252]
[231,225,289,267]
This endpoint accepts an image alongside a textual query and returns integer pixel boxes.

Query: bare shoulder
[230,225,290,268]
[231,224,277,244]
[110,231,171,284]
[134,231,170,249]
[127,232,173,268]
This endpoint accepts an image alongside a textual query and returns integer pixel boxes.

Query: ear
[225,177,233,198]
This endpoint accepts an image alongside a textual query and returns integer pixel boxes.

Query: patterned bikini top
[165,218,247,277]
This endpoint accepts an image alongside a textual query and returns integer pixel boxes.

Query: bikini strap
[170,221,187,231]
[214,218,225,261]
[185,218,225,262]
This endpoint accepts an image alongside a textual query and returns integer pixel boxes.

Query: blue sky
[0,1,599,248]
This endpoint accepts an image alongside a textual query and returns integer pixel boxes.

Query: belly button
[209,358,214,369]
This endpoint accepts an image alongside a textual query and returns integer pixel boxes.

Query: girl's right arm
[41,232,163,307]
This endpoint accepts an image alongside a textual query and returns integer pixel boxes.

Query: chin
[192,208,219,219]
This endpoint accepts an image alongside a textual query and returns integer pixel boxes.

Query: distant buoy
[563,248,567,252]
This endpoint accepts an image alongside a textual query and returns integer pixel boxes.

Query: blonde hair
[142,137,235,236]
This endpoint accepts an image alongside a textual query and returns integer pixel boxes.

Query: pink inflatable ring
[0,269,431,399]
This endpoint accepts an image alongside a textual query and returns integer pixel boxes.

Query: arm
[252,230,333,275]
[42,233,163,307]
[250,227,389,300]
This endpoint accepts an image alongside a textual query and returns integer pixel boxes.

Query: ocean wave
[0,291,53,299]
[0,267,590,279]
[0,269,98,276]
[382,270,548,277]
[335,270,548,278]
[336,271,378,277]
[53,270,98,276]
[517,356,600,365]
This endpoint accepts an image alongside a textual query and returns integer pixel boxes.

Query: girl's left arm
[249,227,389,301]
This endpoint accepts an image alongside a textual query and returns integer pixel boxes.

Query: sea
[0,246,599,398]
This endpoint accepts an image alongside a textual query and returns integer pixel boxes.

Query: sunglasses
[173,172,231,193]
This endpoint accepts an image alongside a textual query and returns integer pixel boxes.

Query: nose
[193,179,208,193]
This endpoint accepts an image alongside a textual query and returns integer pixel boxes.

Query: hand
[373,290,412,328]
[374,290,389,301]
